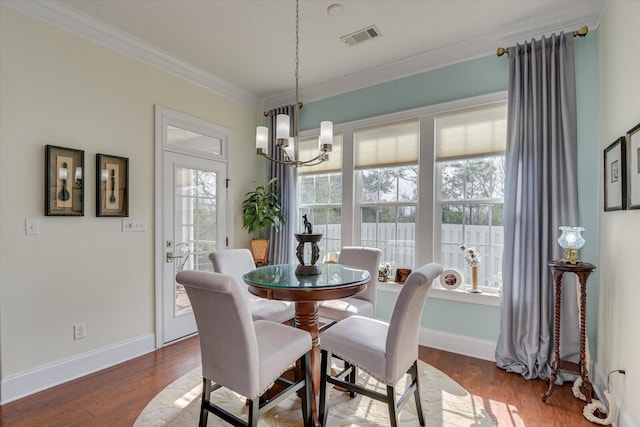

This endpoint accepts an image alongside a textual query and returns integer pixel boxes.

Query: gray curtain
[495,33,581,381]
[267,104,296,264]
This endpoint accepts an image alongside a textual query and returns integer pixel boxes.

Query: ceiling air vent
[340,25,381,47]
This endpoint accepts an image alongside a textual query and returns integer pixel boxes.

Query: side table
[542,261,596,403]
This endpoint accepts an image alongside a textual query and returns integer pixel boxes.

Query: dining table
[243,262,370,424]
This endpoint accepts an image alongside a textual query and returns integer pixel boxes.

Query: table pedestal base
[295,301,321,426]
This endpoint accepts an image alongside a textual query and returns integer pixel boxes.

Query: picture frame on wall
[626,123,640,209]
[45,145,84,216]
[96,153,129,217]
[603,137,627,211]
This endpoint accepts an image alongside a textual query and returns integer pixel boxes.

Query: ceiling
[6,0,606,107]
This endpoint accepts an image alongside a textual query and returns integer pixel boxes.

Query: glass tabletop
[243,263,370,290]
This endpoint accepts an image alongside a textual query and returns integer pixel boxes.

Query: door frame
[154,106,234,348]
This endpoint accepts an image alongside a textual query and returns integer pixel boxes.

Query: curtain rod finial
[497,47,508,57]
[574,26,588,37]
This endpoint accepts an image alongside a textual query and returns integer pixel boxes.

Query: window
[435,102,507,289]
[296,92,507,300]
[355,120,419,271]
[297,135,343,261]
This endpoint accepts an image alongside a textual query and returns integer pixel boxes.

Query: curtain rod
[263,101,304,117]
[496,26,588,57]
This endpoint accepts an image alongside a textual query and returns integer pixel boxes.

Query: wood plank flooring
[0,336,607,426]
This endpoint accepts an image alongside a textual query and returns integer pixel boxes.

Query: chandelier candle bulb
[320,121,334,151]
[284,139,295,161]
[256,126,268,154]
[276,114,290,144]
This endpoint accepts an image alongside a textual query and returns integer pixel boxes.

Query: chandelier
[255,0,333,167]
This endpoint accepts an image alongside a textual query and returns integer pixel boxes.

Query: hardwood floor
[0,336,606,426]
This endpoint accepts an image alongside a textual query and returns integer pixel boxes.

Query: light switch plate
[122,218,146,232]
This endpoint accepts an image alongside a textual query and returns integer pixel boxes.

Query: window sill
[378,281,500,307]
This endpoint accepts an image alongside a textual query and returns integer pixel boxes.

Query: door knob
[166,252,184,263]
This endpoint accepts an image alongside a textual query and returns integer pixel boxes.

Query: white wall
[597,1,640,425]
[0,5,262,398]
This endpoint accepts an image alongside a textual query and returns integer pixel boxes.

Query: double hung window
[355,120,419,270]
[435,102,507,289]
[297,135,343,261]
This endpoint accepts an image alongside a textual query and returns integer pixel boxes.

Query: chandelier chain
[295,0,299,104]
[254,0,332,167]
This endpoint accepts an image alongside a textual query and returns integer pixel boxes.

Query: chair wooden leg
[319,349,332,426]
[200,379,211,427]
[386,384,399,427]
[301,352,313,427]
[410,361,425,426]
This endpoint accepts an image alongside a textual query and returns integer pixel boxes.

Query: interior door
[162,151,227,343]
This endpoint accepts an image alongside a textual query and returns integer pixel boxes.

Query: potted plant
[241,177,286,265]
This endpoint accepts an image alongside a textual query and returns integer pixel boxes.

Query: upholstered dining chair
[175,270,313,427]
[318,246,382,322]
[318,262,443,427]
[209,249,294,323]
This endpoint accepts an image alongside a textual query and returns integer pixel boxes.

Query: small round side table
[542,261,596,403]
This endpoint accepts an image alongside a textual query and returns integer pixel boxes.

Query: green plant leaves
[241,177,286,239]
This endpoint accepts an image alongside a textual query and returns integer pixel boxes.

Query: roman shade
[355,119,419,169]
[435,102,507,161]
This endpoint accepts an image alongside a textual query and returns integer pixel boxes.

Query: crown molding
[2,0,260,108]
[4,0,604,111]
[262,3,605,109]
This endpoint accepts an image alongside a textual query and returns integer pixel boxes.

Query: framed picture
[96,154,129,217]
[45,145,84,216]
[626,123,640,209]
[603,137,627,211]
[394,268,412,283]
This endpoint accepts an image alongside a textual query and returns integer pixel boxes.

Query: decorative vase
[294,233,323,275]
[467,266,482,293]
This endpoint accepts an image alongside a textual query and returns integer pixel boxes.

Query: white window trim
[378,281,500,307]
[299,91,507,305]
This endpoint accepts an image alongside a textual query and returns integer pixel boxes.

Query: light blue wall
[300,55,507,130]
[377,291,501,342]
[303,38,600,349]
[574,34,599,353]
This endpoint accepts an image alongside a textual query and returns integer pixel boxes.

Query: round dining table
[243,262,369,423]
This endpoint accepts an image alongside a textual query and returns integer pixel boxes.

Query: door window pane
[174,167,218,315]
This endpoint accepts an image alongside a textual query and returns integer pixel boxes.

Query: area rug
[134,360,495,426]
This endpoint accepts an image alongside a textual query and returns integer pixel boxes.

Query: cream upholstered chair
[209,249,294,323]
[318,263,443,427]
[318,246,382,322]
[175,270,313,427]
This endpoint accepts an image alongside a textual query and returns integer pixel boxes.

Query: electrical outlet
[74,323,86,340]
[25,218,39,235]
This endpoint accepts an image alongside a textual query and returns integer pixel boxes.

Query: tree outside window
[439,156,504,289]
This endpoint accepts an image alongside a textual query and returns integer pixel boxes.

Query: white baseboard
[420,327,496,362]
[1,333,156,404]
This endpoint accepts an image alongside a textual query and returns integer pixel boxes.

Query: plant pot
[250,239,269,266]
